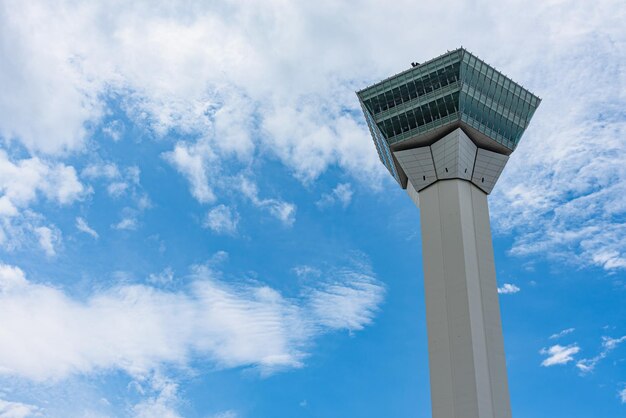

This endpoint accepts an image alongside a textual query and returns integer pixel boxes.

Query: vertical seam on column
[461,181,486,417]
[429,146,439,181]
[473,185,497,418]
[437,182,457,418]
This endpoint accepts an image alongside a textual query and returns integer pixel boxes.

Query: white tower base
[418,179,512,418]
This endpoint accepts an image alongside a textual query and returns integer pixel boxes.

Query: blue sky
[0,1,625,417]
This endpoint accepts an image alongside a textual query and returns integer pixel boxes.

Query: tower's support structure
[356,47,541,418]
[419,180,510,418]
[396,129,511,418]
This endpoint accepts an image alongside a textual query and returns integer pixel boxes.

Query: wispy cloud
[82,163,121,181]
[112,216,138,231]
[240,178,296,227]
[34,225,59,257]
[316,183,353,209]
[102,120,124,142]
[148,267,175,287]
[0,398,41,418]
[204,205,239,235]
[1,1,624,269]
[209,411,238,418]
[82,162,149,229]
[292,265,321,279]
[497,283,521,294]
[0,150,85,218]
[540,344,581,367]
[0,259,384,381]
[550,328,575,340]
[0,150,85,255]
[76,217,98,239]
[132,374,182,418]
[163,141,218,204]
[307,269,384,331]
[83,162,143,199]
[489,3,626,270]
[576,336,626,374]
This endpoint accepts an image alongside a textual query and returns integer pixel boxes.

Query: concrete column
[418,179,512,418]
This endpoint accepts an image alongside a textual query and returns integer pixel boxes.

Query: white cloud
[261,108,383,184]
[0,260,384,381]
[0,398,41,418]
[34,226,59,257]
[549,328,575,340]
[619,387,626,404]
[76,217,98,239]
[540,344,580,367]
[111,206,143,231]
[576,335,626,374]
[112,217,137,231]
[487,2,626,270]
[0,0,624,269]
[132,375,181,418]
[292,265,321,278]
[107,182,129,198]
[0,151,84,217]
[308,269,384,331]
[497,283,521,294]
[0,2,104,154]
[82,163,141,199]
[0,264,28,291]
[209,411,237,418]
[240,178,296,226]
[83,165,149,229]
[102,120,124,142]
[204,205,239,235]
[0,212,49,254]
[82,163,121,180]
[148,267,175,287]
[316,183,353,209]
[602,335,626,351]
[163,141,217,204]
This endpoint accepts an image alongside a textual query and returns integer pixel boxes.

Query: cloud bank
[0,261,384,382]
[0,0,624,269]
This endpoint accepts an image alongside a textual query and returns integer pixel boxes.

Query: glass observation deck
[356,48,540,184]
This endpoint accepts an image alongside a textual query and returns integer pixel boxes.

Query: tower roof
[356,48,540,185]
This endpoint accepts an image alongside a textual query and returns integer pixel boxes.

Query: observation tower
[357,48,540,418]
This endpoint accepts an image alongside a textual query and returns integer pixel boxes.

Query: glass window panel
[392,87,402,106]
[407,109,417,129]
[399,113,409,132]
[382,119,393,137]
[391,116,402,136]
[428,73,438,92]
[378,93,387,111]
[416,75,426,96]
[422,102,433,124]
[428,101,439,121]
[385,91,395,110]
[444,94,455,115]
[407,80,418,100]
[434,69,444,90]
[435,97,446,118]
[371,97,380,114]
[421,74,431,93]
[400,84,410,103]
[366,96,380,114]
[414,106,425,126]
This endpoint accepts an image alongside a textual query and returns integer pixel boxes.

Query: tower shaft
[419,179,511,418]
